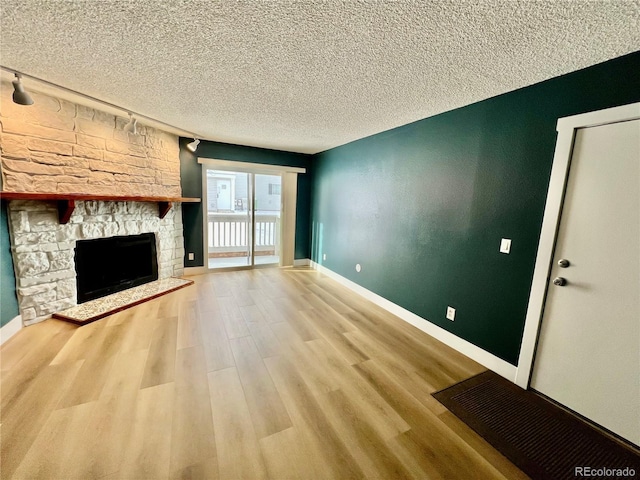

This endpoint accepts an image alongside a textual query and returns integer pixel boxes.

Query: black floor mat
[433,370,640,480]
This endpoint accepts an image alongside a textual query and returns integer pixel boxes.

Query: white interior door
[531,119,640,445]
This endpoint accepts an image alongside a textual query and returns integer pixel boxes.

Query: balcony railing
[207,212,280,254]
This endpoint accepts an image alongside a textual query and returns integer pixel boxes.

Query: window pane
[207,170,251,268]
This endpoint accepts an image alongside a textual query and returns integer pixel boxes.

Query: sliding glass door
[205,169,281,269]
[254,173,281,265]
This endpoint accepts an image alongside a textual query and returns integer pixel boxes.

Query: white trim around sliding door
[197,158,306,174]
[281,171,298,267]
[515,102,640,388]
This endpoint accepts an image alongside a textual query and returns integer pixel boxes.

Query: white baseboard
[1,315,23,345]
[310,261,518,383]
[293,258,310,267]
[24,315,51,327]
[183,266,208,276]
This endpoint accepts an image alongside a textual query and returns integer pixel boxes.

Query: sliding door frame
[198,158,305,271]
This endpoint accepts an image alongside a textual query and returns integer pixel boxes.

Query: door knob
[553,277,567,286]
[558,259,570,268]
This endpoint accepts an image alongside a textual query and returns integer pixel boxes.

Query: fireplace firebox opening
[75,233,159,304]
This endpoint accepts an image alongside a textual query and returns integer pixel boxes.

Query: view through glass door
[206,169,281,269]
[254,173,281,265]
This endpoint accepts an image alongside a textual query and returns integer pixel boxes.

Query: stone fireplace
[7,199,183,324]
[1,82,186,326]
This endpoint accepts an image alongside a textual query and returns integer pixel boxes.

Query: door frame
[515,102,640,388]
[198,158,306,271]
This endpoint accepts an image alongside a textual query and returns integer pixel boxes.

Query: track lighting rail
[0,65,203,146]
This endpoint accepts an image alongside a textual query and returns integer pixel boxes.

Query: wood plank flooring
[0,267,529,480]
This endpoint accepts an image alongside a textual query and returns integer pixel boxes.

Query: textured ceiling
[1,1,639,154]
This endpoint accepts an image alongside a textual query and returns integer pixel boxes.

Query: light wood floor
[1,267,529,480]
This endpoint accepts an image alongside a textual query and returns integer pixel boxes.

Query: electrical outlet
[323,253,327,261]
[446,306,456,321]
[500,238,512,254]
[355,263,362,273]
[188,252,194,261]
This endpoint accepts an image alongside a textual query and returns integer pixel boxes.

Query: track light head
[186,138,200,153]
[124,113,137,134]
[12,73,34,105]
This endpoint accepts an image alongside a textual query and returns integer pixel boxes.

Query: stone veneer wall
[0,82,186,325]
[0,81,180,196]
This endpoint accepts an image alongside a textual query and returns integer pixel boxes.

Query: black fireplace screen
[75,233,159,304]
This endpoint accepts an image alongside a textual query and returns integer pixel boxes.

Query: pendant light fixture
[11,73,34,105]
[124,112,137,134]
[186,138,200,153]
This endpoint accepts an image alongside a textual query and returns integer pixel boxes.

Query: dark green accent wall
[180,139,313,267]
[311,51,640,366]
[1,202,19,327]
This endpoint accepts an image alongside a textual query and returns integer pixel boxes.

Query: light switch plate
[500,238,512,254]
[188,252,194,260]
[446,306,456,321]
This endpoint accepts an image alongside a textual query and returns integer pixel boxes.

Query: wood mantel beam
[57,200,76,224]
[0,192,200,224]
[158,201,172,219]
